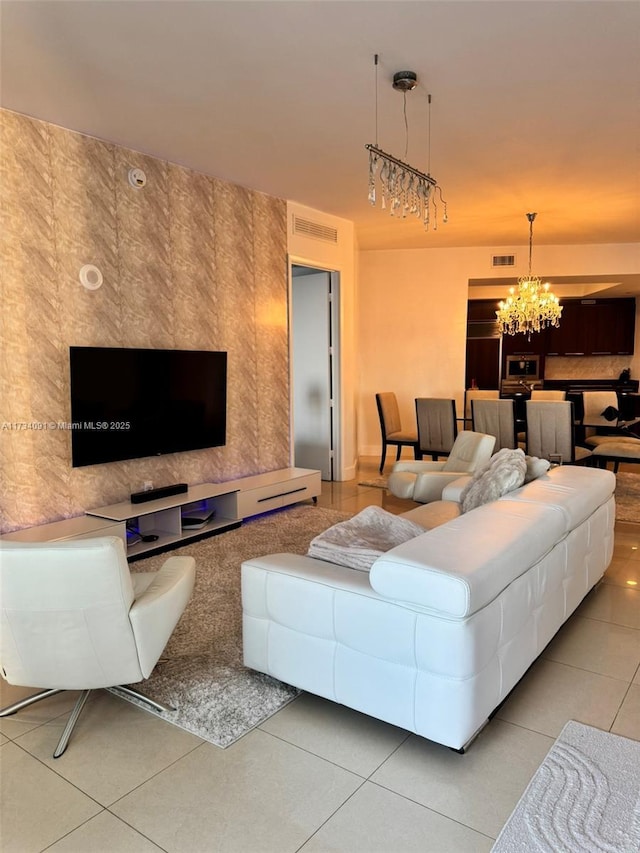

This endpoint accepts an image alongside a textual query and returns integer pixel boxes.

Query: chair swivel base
[0,685,174,758]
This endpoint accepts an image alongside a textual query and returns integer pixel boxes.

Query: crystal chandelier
[496,213,562,339]
[366,56,448,231]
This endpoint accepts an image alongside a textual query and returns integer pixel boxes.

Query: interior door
[291,268,333,479]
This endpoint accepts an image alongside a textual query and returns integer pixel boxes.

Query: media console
[1,468,322,560]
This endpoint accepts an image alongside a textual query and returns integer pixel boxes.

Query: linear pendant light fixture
[366,54,448,230]
[496,213,562,339]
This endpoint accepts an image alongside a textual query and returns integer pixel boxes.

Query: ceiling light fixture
[366,55,448,230]
[496,213,562,339]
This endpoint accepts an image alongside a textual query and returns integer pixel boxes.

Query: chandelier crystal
[366,57,448,231]
[496,213,562,339]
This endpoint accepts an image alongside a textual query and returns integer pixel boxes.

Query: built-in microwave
[505,354,540,380]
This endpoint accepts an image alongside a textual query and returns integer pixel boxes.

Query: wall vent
[292,215,338,244]
[491,254,516,267]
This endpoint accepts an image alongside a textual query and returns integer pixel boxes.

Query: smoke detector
[392,71,418,92]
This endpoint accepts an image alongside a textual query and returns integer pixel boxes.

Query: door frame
[288,256,341,481]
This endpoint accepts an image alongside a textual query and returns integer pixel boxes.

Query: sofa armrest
[392,461,447,473]
[441,475,472,502]
[412,472,468,504]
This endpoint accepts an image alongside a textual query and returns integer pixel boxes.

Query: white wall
[287,201,358,479]
[358,242,640,457]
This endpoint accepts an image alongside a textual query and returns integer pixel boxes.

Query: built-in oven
[501,355,543,393]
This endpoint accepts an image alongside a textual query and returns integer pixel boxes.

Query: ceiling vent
[492,254,516,268]
[292,215,338,244]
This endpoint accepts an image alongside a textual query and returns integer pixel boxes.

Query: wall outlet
[143,481,153,491]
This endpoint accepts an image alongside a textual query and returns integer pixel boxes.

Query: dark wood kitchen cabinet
[545,298,635,356]
[545,301,585,355]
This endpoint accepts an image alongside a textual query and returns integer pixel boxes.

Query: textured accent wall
[0,110,289,532]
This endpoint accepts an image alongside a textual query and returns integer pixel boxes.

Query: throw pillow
[307,505,425,572]
[523,454,551,483]
[601,406,619,422]
[460,448,527,513]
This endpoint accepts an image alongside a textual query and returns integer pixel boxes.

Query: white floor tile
[300,781,493,853]
[577,583,640,629]
[542,615,640,681]
[370,720,553,839]
[496,658,628,737]
[111,729,363,852]
[47,811,164,852]
[259,692,410,776]
[603,556,640,589]
[14,691,202,805]
[0,742,101,853]
[0,682,81,739]
[611,684,640,741]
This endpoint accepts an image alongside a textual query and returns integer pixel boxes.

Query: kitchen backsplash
[545,355,633,380]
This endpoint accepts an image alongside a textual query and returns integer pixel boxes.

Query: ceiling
[2,1,639,269]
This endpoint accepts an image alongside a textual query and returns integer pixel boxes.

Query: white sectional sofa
[241,465,616,751]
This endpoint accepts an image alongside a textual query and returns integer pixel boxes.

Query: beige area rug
[492,721,640,852]
[615,472,640,523]
[358,476,388,489]
[116,504,348,748]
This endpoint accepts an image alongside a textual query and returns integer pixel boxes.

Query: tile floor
[1,458,639,853]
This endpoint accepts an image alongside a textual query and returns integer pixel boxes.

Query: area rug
[116,504,349,748]
[358,476,388,489]
[492,721,640,852]
[615,472,640,523]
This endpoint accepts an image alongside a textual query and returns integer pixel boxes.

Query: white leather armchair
[0,536,195,757]
[387,430,496,503]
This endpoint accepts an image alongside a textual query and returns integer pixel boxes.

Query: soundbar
[130,483,188,504]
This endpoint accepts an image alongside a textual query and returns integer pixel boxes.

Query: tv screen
[69,347,227,467]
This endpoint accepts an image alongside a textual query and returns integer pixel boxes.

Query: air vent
[492,254,516,268]
[292,215,338,244]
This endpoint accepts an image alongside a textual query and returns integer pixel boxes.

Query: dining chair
[415,398,458,461]
[471,398,518,450]
[531,390,566,401]
[0,537,195,758]
[375,393,420,473]
[581,391,620,429]
[464,389,499,422]
[514,390,567,443]
[525,400,593,465]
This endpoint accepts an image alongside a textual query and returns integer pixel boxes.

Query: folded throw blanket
[307,505,425,572]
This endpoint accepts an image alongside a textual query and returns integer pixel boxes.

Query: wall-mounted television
[69,347,227,467]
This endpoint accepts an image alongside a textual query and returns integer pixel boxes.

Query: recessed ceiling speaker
[79,264,103,291]
[128,168,147,188]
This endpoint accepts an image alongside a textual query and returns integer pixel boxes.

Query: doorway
[290,264,340,480]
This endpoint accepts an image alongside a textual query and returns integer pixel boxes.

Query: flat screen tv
[69,347,227,467]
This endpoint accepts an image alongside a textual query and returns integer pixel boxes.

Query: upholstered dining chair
[464,389,499,422]
[415,397,458,461]
[375,392,420,473]
[531,390,566,400]
[581,391,619,428]
[515,390,568,443]
[471,398,519,450]
[525,400,593,465]
[0,537,195,758]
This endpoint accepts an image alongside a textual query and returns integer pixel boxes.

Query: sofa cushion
[307,505,425,572]
[400,500,462,530]
[524,455,551,483]
[460,448,527,513]
[370,500,567,618]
